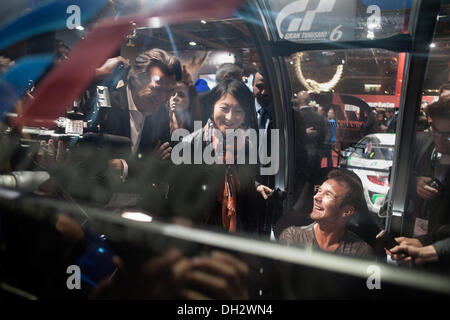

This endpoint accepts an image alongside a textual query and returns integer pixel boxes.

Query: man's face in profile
[133,66,176,114]
[253,72,270,109]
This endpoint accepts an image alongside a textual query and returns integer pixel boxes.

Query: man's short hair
[129,48,181,83]
[252,68,265,85]
[326,169,366,211]
[426,95,450,120]
[215,63,243,82]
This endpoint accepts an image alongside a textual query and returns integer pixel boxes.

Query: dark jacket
[98,86,170,155]
[293,106,329,177]
[96,86,171,208]
[405,132,450,245]
[166,128,263,234]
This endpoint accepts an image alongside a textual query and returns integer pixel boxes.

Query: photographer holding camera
[397,95,450,256]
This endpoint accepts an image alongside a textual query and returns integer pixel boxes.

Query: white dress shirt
[126,85,146,155]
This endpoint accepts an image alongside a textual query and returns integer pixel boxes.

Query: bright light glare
[189,41,197,46]
[121,211,152,222]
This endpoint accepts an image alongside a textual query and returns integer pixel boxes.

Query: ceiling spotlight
[189,41,197,46]
[201,20,207,24]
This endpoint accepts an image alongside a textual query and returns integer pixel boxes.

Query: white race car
[340,133,395,214]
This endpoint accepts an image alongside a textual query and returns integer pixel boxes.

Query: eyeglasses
[431,125,450,139]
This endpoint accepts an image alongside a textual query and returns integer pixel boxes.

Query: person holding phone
[400,96,450,250]
[387,237,450,269]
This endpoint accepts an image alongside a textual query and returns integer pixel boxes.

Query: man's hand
[155,141,172,161]
[387,244,439,266]
[36,139,70,169]
[416,176,439,201]
[306,127,318,136]
[108,159,124,176]
[91,248,192,300]
[95,56,129,80]
[395,237,423,248]
[257,184,273,200]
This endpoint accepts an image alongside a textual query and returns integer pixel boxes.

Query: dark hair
[326,169,365,211]
[208,79,256,129]
[426,96,450,120]
[252,68,265,86]
[129,48,181,84]
[172,80,202,129]
[215,63,243,82]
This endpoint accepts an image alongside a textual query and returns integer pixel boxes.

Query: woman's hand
[257,184,273,200]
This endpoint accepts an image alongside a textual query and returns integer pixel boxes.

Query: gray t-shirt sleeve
[279,224,315,247]
[432,238,450,266]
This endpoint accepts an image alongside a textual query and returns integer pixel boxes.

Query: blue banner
[0,54,54,116]
[0,0,109,51]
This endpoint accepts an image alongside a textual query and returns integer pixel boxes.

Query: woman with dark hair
[168,79,268,234]
[169,79,202,134]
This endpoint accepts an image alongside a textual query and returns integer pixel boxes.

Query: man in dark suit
[98,48,181,179]
[293,91,328,178]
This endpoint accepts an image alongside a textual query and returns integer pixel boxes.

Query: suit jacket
[293,106,328,176]
[98,86,170,155]
[96,86,172,204]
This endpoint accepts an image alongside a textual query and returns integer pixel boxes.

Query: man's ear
[341,205,355,218]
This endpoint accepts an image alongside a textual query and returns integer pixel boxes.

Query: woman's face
[169,83,190,111]
[213,93,245,134]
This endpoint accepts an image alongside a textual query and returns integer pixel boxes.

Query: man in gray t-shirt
[280,170,375,259]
